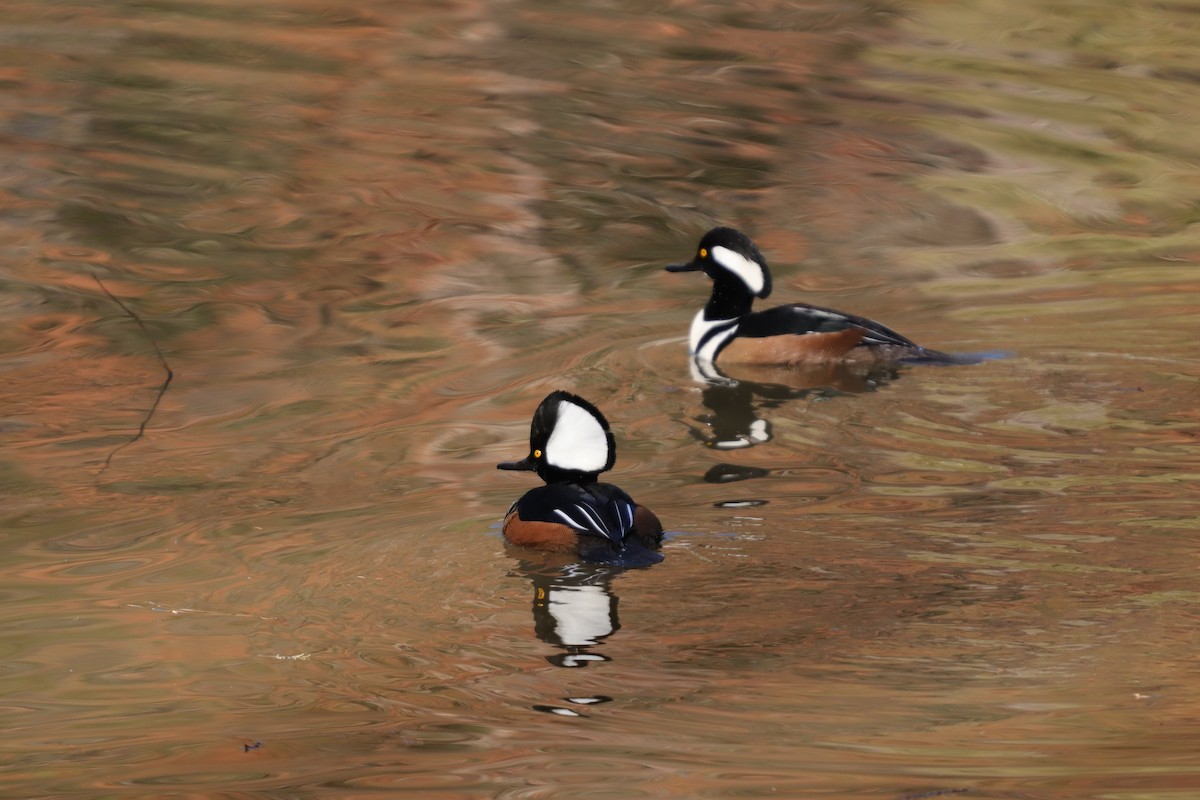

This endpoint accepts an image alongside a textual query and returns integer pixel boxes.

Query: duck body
[669,227,953,376]
[503,481,663,566]
[499,391,664,566]
[689,299,942,367]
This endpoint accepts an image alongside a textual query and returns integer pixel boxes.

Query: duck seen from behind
[498,391,664,566]
[666,227,953,378]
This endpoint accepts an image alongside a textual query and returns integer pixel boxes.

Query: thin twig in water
[93,274,174,474]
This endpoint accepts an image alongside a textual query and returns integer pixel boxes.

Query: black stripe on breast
[696,318,740,360]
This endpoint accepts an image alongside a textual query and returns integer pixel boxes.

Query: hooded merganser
[497,391,664,566]
[666,227,953,378]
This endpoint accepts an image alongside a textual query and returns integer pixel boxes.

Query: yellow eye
[533,449,542,458]
[699,248,708,258]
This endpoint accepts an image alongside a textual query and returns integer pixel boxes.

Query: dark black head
[497,391,616,484]
[665,226,773,300]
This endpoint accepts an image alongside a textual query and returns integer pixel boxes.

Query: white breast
[689,311,739,363]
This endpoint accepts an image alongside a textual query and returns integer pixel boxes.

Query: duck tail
[902,348,1010,366]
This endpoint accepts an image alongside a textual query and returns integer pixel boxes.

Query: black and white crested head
[666,227,773,300]
[497,391,616,483]
[703,227,771,298]
[543,393,614,474]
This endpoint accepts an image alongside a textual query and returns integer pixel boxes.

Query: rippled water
[3,0,1199,797]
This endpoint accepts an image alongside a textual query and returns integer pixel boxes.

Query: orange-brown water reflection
[2,0,1200,797]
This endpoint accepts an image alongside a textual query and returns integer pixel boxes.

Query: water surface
[2,0,1199,797]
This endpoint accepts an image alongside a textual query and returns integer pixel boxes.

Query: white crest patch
[711,245,765,295]
[545,400,610,473]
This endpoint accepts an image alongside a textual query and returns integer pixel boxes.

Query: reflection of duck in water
[683,364,903,486]
[508,560,625,716]
[498,391,664,567]
[514,559,622,668]
[687,368,900,452]
[666,227,958,383]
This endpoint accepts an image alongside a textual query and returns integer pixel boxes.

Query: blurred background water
[2,0,1199,797]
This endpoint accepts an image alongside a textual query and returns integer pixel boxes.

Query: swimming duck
[498,391,664,566]
[666,227,952,379]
